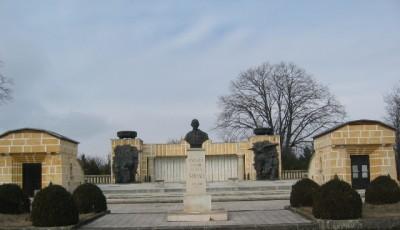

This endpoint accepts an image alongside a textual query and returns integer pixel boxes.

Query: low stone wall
[85,171,306,184]
[288,206,400,230]
[281,170,308,180]
[85,175,112,184]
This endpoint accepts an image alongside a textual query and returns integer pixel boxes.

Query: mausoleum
[111,132,281,183]
[308,120,397,189]
[0,128,84,196]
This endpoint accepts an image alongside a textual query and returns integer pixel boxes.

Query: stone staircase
[99,180,297,204]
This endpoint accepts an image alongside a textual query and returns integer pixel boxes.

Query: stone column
[148,156,155,182]
[183,148,211,213]
[167,148,227,221]
[110,152,114,184]
[237,154,244,180]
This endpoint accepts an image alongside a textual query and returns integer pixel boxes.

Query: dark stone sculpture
[113,145,139,183]
[117,131,137,139]
[250,141,279,180]
[184,119,209,148]
[253,127,273,135]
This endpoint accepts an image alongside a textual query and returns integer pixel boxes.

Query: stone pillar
[167,148,228,221]
[237,154,244,180]
[148,156,155,182]
[110,152,115,184]
[183,149,211,213]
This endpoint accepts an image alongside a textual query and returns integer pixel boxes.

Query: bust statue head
[191,119,200,130]
[184,119,209,149]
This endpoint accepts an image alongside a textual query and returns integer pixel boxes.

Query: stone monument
[250,141,279,180]
[113,131,139,183]
[113,145,139,183]
[168,119,228,221]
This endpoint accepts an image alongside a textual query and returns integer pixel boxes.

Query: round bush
[312,178,362,220]
[0,183,30,214]
[73,183,107,213]
[31,184,78,227]
[365,175,400,205]
[290,178,320,207]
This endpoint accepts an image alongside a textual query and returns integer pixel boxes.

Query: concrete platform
[81,200,315,229]
[167,209,228,221]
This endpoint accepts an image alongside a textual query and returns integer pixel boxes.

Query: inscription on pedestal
[186,151,206,194]
[184,149,211,213]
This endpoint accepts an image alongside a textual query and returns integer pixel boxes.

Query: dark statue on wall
[184,119,209,148]
[250,141,279,180]
[113,145,139,183]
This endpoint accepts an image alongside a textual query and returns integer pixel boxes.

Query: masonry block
[10,146,23,152]
[32,146,45,152]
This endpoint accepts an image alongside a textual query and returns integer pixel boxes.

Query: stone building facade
[111,134,281,183]
[308,120,397,189]
[0,128,84,195]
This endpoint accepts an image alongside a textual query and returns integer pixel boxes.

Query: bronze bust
[184,119,209,148]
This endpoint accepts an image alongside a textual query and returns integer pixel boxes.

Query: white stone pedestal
[167,148,228,222]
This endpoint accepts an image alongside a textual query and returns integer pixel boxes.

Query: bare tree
[0,62,12,104]
[166,138,183,144]
[385,82,400,152]
[216,62,346,156]
[78,153,110,175]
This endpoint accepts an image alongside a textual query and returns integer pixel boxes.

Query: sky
[0,1,399,158]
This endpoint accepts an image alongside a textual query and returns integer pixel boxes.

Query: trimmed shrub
[72,183,107,213]
[365,175,400,205]
[0,183,30,214]
[31,184,78,227]
[312,178,362,220]
[290,178,320,207]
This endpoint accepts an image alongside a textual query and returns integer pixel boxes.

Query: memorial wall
[111,132,281,183]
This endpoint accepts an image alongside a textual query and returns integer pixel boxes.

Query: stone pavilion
[0,128,84,196]
[308,120,397,189]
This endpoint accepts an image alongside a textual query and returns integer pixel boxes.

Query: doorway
[22,163,42,197]
[350,155,370,189]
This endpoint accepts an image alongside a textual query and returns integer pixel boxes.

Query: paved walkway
[82,200,314,229]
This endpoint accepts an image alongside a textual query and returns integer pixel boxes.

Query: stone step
[100,180,296,204]
[101,183,294,194]
[106,191,366,204]
[105,190,292,204]
[102,186,292,194]
[105,190,290,199]
[99,180,365,204]
[107,194,291,204]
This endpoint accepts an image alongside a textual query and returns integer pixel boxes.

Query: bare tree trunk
[385,82,400,178]
[0,62,13,104]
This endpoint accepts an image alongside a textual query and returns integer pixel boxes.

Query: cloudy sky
[0,1,399,158]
